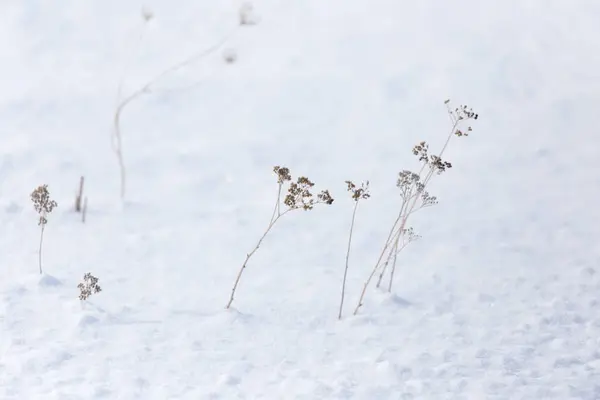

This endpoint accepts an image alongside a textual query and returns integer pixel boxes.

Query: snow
[2,0,600,398]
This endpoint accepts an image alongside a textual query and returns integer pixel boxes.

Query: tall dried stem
[226,166,334,309]
[338,181,369,319]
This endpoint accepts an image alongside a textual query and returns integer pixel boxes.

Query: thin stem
[38,225,45,274]
[75,176,84,212]
[388,237,411,292]
[112,91,139,200]
[226,187,289,309]
[339,201,359,320]
[116,20,149,104]
[353,207,405,315]
[272,184,282,222]
[388,241,399,292]
[82,197,88,223]
[376,233,397,288]
[375,193,412,287]
[354,184,424,315]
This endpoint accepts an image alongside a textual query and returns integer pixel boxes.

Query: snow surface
[2,0,600,399]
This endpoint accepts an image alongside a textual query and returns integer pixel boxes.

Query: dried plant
[375,227,420,290]
[226,166,334,309]
[31,185,58,274]
[113,7,239,200]
[353,100,478,315]
[338,180,370,319]
[82,197,88,223]
[75,176,84,212]
[78,273,102,301]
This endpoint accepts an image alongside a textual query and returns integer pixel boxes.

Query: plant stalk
[339,201,359,319]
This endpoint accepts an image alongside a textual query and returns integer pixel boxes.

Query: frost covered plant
[78,273,102,301]
[354,100,478,315]
[338,180,370,320]
[226,166,334,309]
[31,184,58,274]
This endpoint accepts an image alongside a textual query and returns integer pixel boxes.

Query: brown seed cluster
[31,184,58,226]
[412,142,452,175]
[285,176,315,210]
[273,166,291,183]
[317,190,334,205]
[77,273,102,301]
[345,180,370,202]
[273,166,334,210]
[412,141,430,163]
[429,155,452,174]
[446,101,478,137]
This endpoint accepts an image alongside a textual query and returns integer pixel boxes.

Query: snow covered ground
[2,0,600,398]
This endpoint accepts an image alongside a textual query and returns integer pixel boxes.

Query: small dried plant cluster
[226,166,333,309]
[351,100,479,315]
[78,273,102,301]
[338,180,370,319]
[31,184,58,274]
[226,101,478,315]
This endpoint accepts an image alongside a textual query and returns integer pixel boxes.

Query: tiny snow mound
[38,274,62,288]
[77,314,101,328]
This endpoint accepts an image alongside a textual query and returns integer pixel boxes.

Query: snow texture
[2,0,600,399]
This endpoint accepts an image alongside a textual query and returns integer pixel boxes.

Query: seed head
[31,185,58,226]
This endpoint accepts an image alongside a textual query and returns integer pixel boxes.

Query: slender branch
[226,184,288,309]
[352,209,404,315]
[339,201,359,319]
[376,229,399,288]
[226,216,279,309]
[38,224,45,275]
[113,26,237,199]
[116,20,149,104]
[375,192,414,288]
[82,197,88,223]
[272,184,282,222]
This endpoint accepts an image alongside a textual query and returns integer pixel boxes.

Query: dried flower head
[345,180,370,201]
[420,190,438,207]
[446,101,479,137]
[397,170,419,188]
[397,170,422,198]
[317,189,334,205]
[403,227,421,242]
[77,273,102,301]
[285,176,315,210]
[412,141,429,163]
[428,155,452,174]
[31,185,58,226]
[273,166,292,183]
